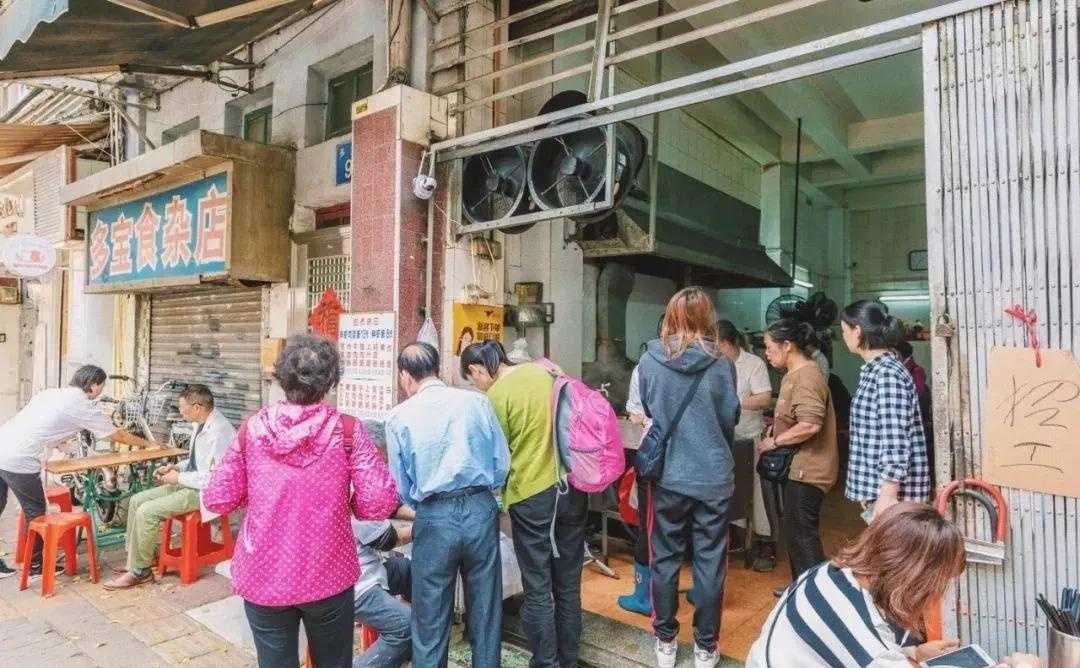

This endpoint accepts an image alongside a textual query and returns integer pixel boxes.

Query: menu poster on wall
[983,346,1080,499]
[338,312,396,421]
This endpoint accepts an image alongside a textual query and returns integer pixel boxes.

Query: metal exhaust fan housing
[461,145,536,234]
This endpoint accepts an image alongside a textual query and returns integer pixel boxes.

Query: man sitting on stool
[103,384,236,589]
[353,511,415,668]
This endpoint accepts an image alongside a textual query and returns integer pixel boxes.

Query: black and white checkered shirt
[845,353,932,503]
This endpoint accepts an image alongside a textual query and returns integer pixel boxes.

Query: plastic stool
[18,511,98,597]
[156,511,234,585]
[14,486,73,565]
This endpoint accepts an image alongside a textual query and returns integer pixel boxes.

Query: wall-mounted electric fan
[461,146,535,234]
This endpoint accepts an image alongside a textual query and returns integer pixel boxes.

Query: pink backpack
[536,359,625,493]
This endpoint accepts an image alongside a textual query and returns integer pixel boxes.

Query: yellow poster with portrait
[452,303,504,355]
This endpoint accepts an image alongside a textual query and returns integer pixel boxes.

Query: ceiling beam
[810,145,924,188]
[783,111,925,162]
[196,0,303,27]
[661,0,871,178]
[843,180,925,211]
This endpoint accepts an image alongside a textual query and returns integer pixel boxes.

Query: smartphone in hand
[921,644,995,667]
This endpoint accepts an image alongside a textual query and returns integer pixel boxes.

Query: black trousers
[0,468,47,566]
[509,485,588,668]
[647,485,730,652]
[634,476,649,566]
[244,586,354,668]
[781,480,826,580]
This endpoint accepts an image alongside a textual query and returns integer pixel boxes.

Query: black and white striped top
[746,563,921,668]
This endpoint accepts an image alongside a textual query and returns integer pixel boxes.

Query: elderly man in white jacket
[103,384,236,589]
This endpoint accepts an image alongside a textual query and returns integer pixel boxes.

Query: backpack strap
[341,415,358,453]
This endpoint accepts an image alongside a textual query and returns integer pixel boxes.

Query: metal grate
[307,254,351,313]
[32,151,64,242]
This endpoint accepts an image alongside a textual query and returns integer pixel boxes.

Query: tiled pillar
[350,86,448,396]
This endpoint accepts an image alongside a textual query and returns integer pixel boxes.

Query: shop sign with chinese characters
[86,172,229,289]
[338,312,396,421]
[984,346,1080,498]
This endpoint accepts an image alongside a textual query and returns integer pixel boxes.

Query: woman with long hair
[637,287,740,668]
[460,340,589,668]
[841,300,931,521]
[747,503,966,666]
[759,319,837,589]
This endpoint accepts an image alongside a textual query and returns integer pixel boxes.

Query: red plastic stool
[18,511,98,597]
[14,486,74,565]
[156,510,234,585]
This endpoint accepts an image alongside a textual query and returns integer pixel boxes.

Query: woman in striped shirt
[746,503,964,667]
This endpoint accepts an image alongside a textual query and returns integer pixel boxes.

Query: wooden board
[46,447,187,475]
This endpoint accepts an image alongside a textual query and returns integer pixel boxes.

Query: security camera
[412,174,437,200]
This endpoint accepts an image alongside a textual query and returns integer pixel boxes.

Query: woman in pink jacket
[204,334,400,668]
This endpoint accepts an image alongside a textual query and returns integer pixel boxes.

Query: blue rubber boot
[617,562,652,616]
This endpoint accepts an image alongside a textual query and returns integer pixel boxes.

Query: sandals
[102,570,153,590]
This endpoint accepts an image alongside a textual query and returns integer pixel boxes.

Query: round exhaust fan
[527,119,646,223]
[461,146,536,234]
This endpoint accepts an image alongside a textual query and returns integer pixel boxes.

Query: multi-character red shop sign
[87,172,230,290]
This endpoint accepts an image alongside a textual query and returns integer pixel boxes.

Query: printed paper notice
[338,312,396,421]
[983,346,1080,499]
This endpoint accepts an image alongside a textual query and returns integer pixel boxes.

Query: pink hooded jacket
[203,402,399,606]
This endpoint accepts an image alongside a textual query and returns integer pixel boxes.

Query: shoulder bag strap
[659,368,707,450]
[341,415,357,453]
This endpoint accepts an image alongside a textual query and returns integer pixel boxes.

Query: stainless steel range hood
[575,161,792,288]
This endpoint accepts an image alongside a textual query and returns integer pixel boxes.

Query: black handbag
[636,369,706,483]
[756,446,796,483]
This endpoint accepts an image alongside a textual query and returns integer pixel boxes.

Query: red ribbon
[1004,304,1042,367]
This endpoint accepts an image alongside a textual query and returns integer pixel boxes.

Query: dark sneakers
[28,560,66,580]
[0,558,15,579]
[752,540,777,573]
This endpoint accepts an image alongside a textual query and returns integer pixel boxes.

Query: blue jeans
[411,487,502,668]
[353,555,412,668]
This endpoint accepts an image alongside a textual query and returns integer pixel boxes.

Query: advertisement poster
[87,171,229,289]
[451,303,504,354]
[338,312,396,421]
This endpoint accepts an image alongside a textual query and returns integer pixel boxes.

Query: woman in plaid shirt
[840,300,932,522]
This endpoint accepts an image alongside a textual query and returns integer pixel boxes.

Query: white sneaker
[694,645,720,668]
[655,638,678,668]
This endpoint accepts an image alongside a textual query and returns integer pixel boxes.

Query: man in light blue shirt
[385,342,509,668]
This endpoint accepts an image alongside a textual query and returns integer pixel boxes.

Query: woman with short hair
[203,334,399,668]
[840,300,931,521]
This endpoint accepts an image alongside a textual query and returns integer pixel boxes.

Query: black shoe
[752,541,777,573]
[28,561,66,580]
[0,558,15,579]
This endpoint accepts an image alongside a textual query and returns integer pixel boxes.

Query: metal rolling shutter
[149,287,263,430]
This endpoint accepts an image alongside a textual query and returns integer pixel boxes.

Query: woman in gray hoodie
[638,287,740,668]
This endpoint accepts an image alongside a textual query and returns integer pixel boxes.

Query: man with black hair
[0,365,156,578]
[103,383,235,589]
[385,342,510,668]
[351,511,415,668]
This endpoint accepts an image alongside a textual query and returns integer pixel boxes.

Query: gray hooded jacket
[638,339,740,502]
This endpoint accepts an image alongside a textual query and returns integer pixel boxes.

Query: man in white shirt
[0,365,156,578]
[715,321,776,571]
[103,384,236,589]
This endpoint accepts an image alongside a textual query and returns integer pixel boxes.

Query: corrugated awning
[0,121,107,177]
[0,0,313,79]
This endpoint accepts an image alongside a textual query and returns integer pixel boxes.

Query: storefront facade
[60,132,294,434]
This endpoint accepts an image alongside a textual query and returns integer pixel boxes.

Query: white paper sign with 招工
[983,346,1080,499]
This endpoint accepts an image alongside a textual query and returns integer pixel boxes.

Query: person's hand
[628,413,645,426]
[994,653,1042,668]
[158,469,181,486]
[914,639,959,662]
[757,437,776,454]
[397,524,413,545]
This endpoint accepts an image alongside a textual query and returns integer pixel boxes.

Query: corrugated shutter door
[149,287,263,429]
[32,151,64,242]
